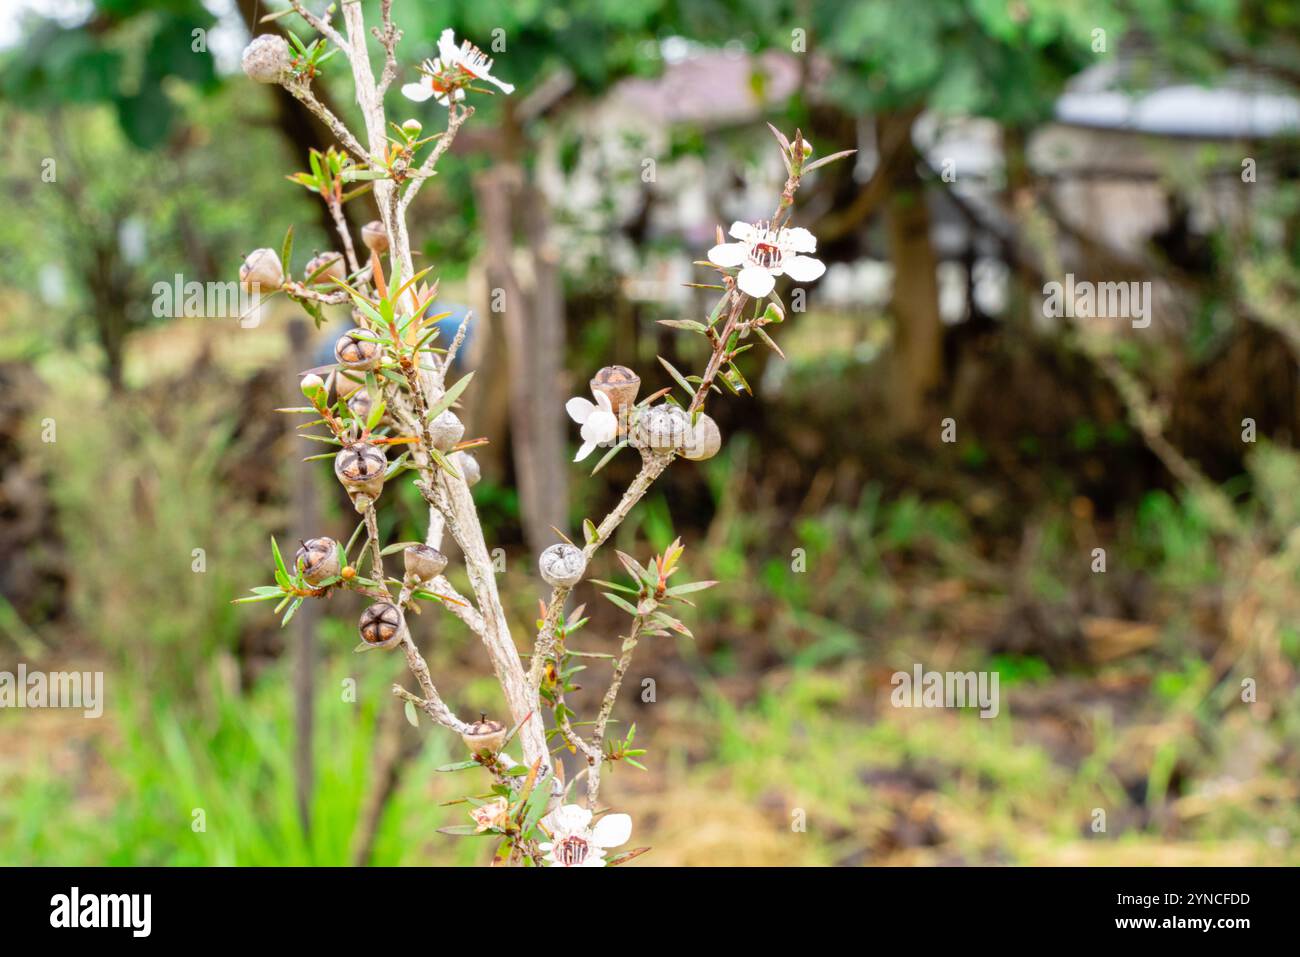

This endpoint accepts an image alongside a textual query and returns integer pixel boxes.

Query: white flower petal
[736,265,776,298]
[546,804,593,834]
[728,221,758,243]
[782,255,826,283]
[590,813,632,849]
[401,82,434,102]
[708,242,747,268]
[593,390,613,413]
[574,440,597,462]
[437,28,459,63]
[779,227,818,254]
[581,411,618,444]
[484,75,515,95]
[566,396,595,423]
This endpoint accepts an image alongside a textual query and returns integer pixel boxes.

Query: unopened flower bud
[451,451,481,487]
[590,365,641,419]
[361,220,389,255]
[633,404,692,453]
[295,537,340,584]
[682,413,721,461]
[300,373,327,405]
[358,601,406,649]
[428,410,465,452]
[539,542,586,588]
[404,544,447,583]
[334,327,382,371]
[305,251,345,286]
[240,248,284,292]
[402,118,423,138]
[241,34,291,85]
[461,716,506,756]
[334,442,387,499]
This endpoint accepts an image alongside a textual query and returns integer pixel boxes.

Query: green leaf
[437,825,496,837]
[657,355,694,400]
[404,700,420,728]
[603,593,640,616]
[280,226,294,275]
[590,439,627,476]
[281,597,304,627]
[583,519,598,545]
[270,536,289,580]
[425,371,474,422]
[658,319,708,333]
[435,760,481,772]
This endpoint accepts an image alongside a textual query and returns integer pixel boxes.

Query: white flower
[402,29,514,105]
[539,804,632,867]
[707,221,826,298]
[565,388,618,462]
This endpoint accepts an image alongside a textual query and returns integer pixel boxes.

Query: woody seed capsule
[361,220,389,255]
[241,34,291,84]
[403,544,447,583]
[590,365,640,417]
[682,413,722,461]
[461,717,506,756]
[428,410,464,452]
[305,251,345,286]
[334,442,387,499]
[633,404,692,453]
[539,543,586,588]
[240,248,284,292]
[295,537,340,585]
[346,388,372,423]
[358,601,406,649]
[334,327,381,371]
[451,451,481,487]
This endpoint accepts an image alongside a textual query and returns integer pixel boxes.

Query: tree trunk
[473,164,568,558]
[878,109,943,432]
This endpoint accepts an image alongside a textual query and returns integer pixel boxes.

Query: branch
[283,80,368,162]
[289,0,350,53]
[399,105,473,217]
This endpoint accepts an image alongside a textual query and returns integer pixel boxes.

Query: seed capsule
[428,410,465,452]
[295,537,340,584]
[451,451,480,487]
[361,220,389,255]
[539,543,586,588]
[305,251,345,286]
[590,365,640,418]
[633,404,692,453]
[334,327,382,371]
[682,413,721,461]
[239,248,284,292]
[404,544,448,583]
[358,602,406,649]
[241,34,291,84]
[334,443,387,499]
[461,717,507,756]
[346,387,372,423]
